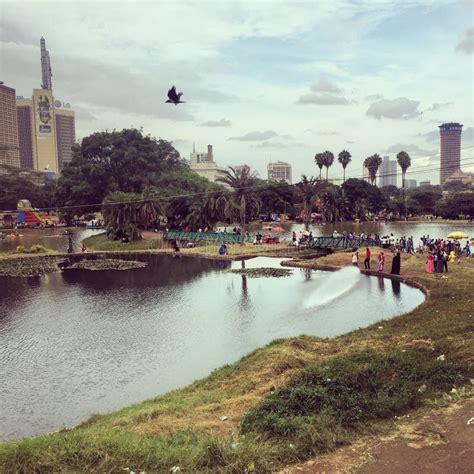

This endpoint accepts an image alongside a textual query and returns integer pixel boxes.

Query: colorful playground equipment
[17,200,54,226]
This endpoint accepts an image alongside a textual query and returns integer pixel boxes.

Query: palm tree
[216,166,261,244]
[322,150,334,181]
[296,175,325,230]
[338,150,352,183]
[321,186,349,223]
[314,153,324,179]
[396,151,411,221]
[363,154,382,186]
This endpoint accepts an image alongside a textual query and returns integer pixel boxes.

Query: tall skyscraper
[16,99,35,169]
[439,123,462,185]
[40,37,53,90]
[0,82,21,167]
[267,161,292,184]
[379,156,397,187]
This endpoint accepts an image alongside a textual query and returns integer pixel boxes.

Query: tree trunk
[343,167,346,183]
[303,200,309,231]
[402,171,407,221]
[319,168,322,179]
[240,194,246,245]
[326,167,329,181]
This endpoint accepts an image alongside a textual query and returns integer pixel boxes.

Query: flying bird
[166,86,185,106]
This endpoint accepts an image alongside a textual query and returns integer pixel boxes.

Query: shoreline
[0,246,472,472]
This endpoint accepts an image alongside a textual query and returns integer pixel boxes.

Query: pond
[0,255,425,440]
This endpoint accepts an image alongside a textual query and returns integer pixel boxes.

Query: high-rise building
[405,179,417,189]
[439,123,462,185]
[0,82,21,167]
[190,144,228,183]
[419,180,431,187]
[379,156,397,187]
[55,106,76,169]
[267,161,292,184]
[15,38,75,174]
[40,37,53,90]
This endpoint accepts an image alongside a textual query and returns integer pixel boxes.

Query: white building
[190,144,228,183]
[267,161,292,184]
[380,156,397,187]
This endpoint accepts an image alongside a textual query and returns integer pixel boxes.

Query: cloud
[384,143,437,156]
[317,130,340,136]
[297,79,351,105]
[422,130,440,142]
[170,139,189,148]
[310,78,342,94]
[424,102,453,112]
[228,130,278,141]
[455,27,474,54]
[296,94,350,105]
[201,118,231,127]
[366,97,421,120]
[364,94,384,101]
[255,141,304,148]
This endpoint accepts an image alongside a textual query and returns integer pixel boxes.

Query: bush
[29,244,48,254]
[15,245,26,254]
[241,350,470,454]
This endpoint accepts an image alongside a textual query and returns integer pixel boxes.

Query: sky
[1,0,473,185]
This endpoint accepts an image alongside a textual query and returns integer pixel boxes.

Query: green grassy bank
[0,250,473,472]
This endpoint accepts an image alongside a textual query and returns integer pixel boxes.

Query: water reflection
[391,279,401,297]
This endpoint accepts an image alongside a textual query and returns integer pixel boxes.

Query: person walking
[442,250,448,273]
[351,248,359,267]
[377,251,385,272]
[390,251,401,275]
[67,235,73,254]
[426,252,434,273]
[364,247,371,270]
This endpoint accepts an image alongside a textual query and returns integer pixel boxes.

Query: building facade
[379,156,397,187]
[190,145,228,183]
[16,100,36,169]
[439,123,462,185]
[405,179,417,189]
[55,107,76,169]
[0,82,21,167]
[419,180,431,187]
[267,161,292,184]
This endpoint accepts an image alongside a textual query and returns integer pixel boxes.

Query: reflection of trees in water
[391,279,401,297]
[60,254,231,290]
[0,276,41,322]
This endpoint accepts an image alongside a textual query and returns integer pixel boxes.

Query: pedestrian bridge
[309,236,382,249]
[163,230,241,244]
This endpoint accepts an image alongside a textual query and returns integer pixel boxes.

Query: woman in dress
[377,251,385,271]
[390,251,401,275]
[426,252,434,273]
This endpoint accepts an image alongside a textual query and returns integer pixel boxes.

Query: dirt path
[288,399,474,474]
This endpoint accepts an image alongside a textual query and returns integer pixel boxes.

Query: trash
[467,417,474,425]
[289,443,295,449]
[219,416,228,421]
[451,388,457,393]
[231,441,238,449]
[170,467,181,473]
[437,354,445,361]
[418,384,427,393]
[326,378,331,382]
[247,462,255,472]
[378,326,384,329]
[441,275,448,279]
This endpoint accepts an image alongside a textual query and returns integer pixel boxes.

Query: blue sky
[0,0,473,184]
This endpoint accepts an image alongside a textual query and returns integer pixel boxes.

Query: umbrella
[447,231,469,239]
[271,226,285,233]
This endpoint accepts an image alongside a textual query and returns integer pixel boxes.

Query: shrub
[29,244,48,254]
[15,245,26,254]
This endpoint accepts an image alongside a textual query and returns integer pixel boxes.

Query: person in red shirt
[364,247,371,269]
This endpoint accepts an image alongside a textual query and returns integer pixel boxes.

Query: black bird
[166,86,185,105]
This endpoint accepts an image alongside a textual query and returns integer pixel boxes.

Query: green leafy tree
[216,166,261,244]
[321,185,349,223]
[337,150,352,183]
[322,150,334,181]
[314,153,324,179]
[296,175,326,230]
[259,181,296,218]
[363,154,382,186]
[342,178,386,216]
[407,185,442,215]
[396,151,411,220]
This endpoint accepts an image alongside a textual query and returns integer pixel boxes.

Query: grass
[82,234,166,251]
[0,249,473,472]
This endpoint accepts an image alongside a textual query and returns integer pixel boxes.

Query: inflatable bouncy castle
[17,200,53,226]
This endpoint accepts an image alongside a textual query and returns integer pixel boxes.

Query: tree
[314,153,324,179]
[322,150,334,181]
[407,185,442,215]
[259,181,296,218]
[342,178,386,216]
[364,154,382,186]
[435,191,474,218]
[396,151,411,220]
[55,129,184,210]
[321,185,349,223]
[216,166,261,244]
[296,175,326,230]
[337,150,352,183]
[102,191,162,240]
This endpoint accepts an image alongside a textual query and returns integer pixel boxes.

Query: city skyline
[1,1,473,184]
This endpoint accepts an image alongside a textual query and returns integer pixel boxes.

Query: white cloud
[228,130,278,141]
[201,119,231,127]
[366,97,421,120]
[455,27,474,54]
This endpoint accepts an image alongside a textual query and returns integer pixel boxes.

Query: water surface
[0,255,424,440]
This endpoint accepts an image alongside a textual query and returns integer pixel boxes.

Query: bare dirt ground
[288,398,474,474]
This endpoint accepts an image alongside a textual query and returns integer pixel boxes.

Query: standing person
[390,251,401,275]
[67,235,73,254]
[464,240,471,257]
[292,231,297,244]
[435,251,444,273]
[377,251,385,272]
[351,248,359,266]
[442,249,448,273]
[364,247,371,269]
[426,252,434,273]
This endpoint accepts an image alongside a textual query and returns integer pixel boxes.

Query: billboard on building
[36,92,53,135]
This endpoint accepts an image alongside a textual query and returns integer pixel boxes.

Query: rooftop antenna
[40,37,53,90]
[193,141,195,153]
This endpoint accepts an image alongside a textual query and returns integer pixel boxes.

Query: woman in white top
[352,249,359,266]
